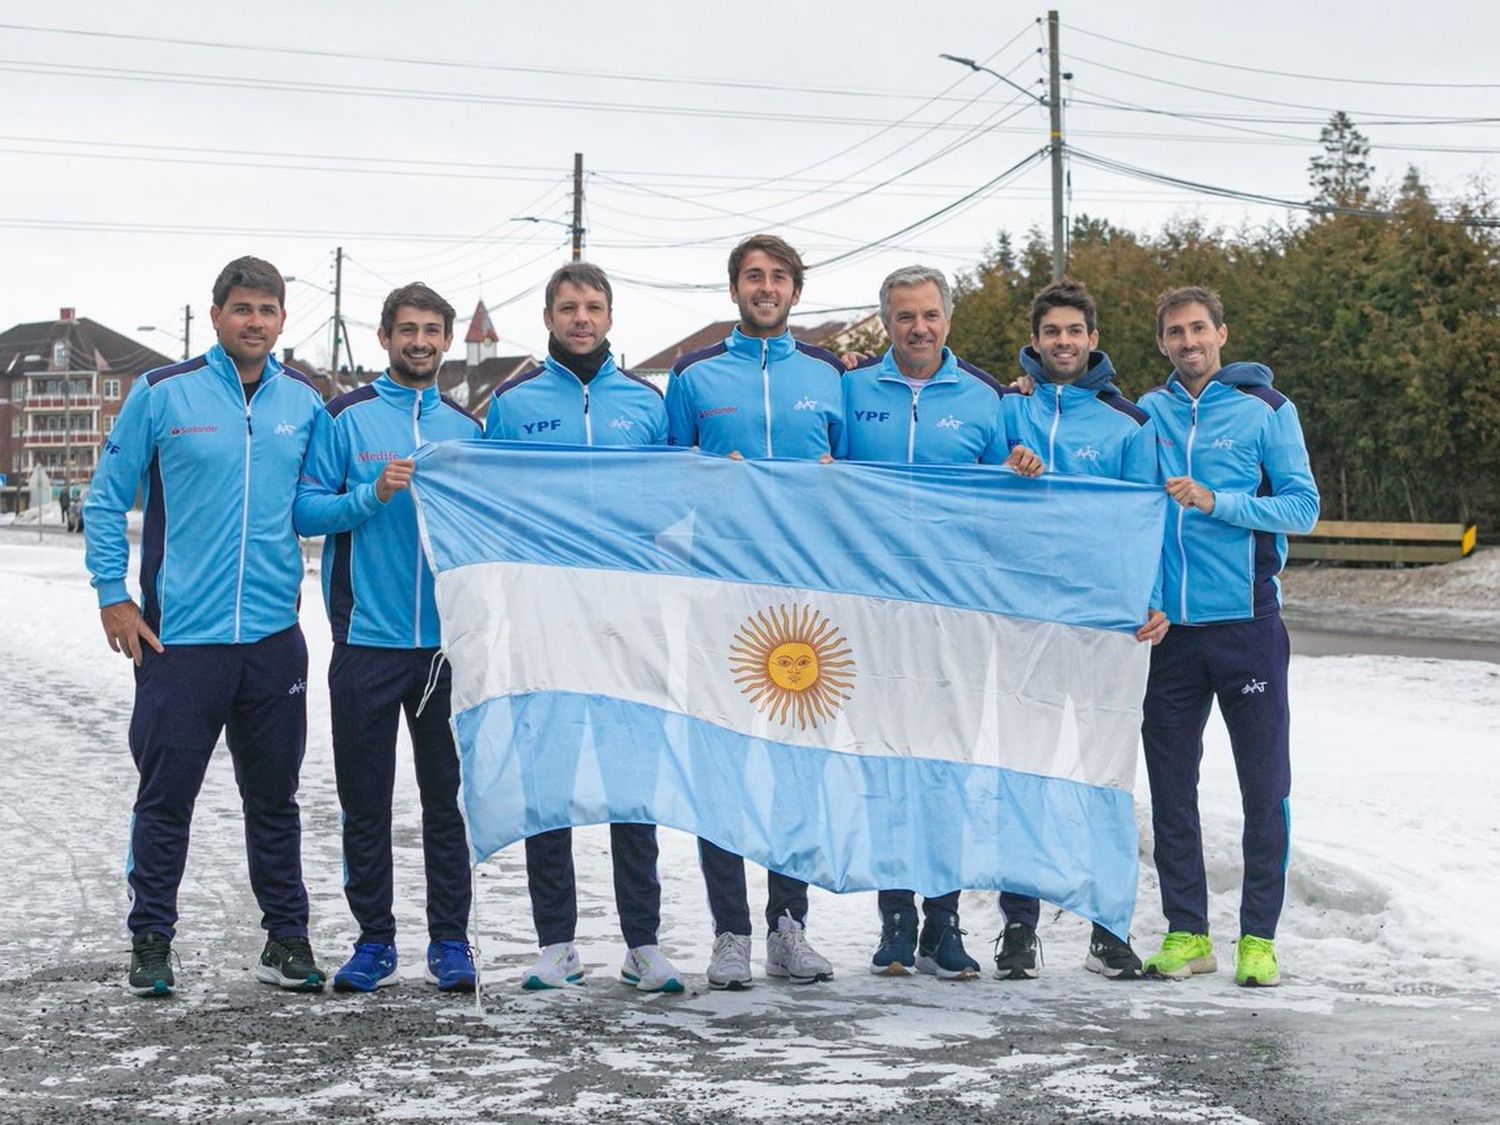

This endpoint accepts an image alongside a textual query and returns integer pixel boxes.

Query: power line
[0,58,1049,134]
[1067,23,1500,91]
[0,21,1034,107]
[1068,147,1500,227]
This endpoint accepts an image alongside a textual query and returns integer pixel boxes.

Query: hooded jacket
[1007,347,1158,484]
[665,327,846,460]
[1138,362,1320,625]
[83,344,323,645]
[294,372,480,648]
[842,347,1010,464]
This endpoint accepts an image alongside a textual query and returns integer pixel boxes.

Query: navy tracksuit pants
[699,839,808,936]
[1142,613,1292,940]
[526,824,661,949]
[879,889,960,921]
[329,644,471,945]
[126,625,310,940]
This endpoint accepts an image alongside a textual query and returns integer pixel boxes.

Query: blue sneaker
[425,940,477,992]
[916,913,981,980]
[333,943,399,993]
[870,907,918,976]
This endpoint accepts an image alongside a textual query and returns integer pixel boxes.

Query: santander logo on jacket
[483,353,666,447]
[842,347,1010,464]
[665,327,846,460]
[82,344,323,646]
[1138,362,1320,626]
[1006,347,1158,485]
[294,372,479,649]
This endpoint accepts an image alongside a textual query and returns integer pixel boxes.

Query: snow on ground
[1,528,1497,1123]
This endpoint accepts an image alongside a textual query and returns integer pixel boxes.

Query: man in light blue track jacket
[665,235,844,991]
[294,283,480,995]
[483,262,684,997]
[842,264,1041,983]
[83,256,328,997]
[1136,286,1320,989]
[992,278,1168,984]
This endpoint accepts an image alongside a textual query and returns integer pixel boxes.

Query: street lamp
[136,304,192,360]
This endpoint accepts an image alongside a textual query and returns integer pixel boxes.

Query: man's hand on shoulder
[100,601,164,666]
[1010,374,1036,396]
[1165,476,1215,514]
[375,458,416,503]
[839,351,873,371]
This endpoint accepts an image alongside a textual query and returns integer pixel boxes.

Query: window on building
[52,342,66,368]
[10,416,19,438]
[103,378,120,401]
[103,414,114,434]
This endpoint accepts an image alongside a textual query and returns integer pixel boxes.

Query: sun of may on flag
[411,440,1167,940]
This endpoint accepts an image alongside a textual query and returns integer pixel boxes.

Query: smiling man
[483,262,683,997]
[294,283,481,995]
[841,264,1040,983]
[1136,286,1319,988]
[991,277,1166,984]
[83,256,327,997]
[665,234,845,990]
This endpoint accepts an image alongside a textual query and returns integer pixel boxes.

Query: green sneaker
[1235,936,1280,987]
[1142,932,1216,980]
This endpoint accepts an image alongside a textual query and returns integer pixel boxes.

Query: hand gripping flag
[412,441,1166,938]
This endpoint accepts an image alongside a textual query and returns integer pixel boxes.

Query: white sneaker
[521,942,584,990]
[706,932,753,991]
[764,913,833,984]
[620,944,686,993]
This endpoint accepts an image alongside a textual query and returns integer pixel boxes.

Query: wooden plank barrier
[1289,520,1478,565]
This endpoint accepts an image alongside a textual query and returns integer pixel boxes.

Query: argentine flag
[412,441,1166,939]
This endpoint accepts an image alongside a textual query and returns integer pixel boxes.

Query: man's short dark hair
[212,256,285,309]
[1155,285,1225,337]
[544,262,613,312]
[380,282,457,337]
[1029,277,1097,337]
[728,234,805,293]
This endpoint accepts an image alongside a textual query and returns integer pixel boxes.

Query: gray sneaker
[764,913,833,984]
[707,932,752,990]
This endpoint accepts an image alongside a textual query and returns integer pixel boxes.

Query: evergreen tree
[1309,111,1374,207]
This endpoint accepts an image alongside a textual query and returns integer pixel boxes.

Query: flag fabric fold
[412,440,1166,939]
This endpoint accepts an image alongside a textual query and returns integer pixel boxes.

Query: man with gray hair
[842,263,1041,980]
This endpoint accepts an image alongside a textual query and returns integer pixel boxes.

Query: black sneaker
[129,932,175,997]
[255,936,327,992]
[993,922,1041,980]
[1085,925,1143,980]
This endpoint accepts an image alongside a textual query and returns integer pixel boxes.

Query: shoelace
[993,926,1045,969]
[132,940,175,973]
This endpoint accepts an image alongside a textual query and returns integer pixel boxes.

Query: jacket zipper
[1048,384,1063,467]
[233,382,257,645]
[410,393,424,648]
[761,338,773,457]
[583,383,592,446]
[1177,395,1200,624]
[907,384,923,463]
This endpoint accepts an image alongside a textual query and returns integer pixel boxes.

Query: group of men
[84,231,1318,1000]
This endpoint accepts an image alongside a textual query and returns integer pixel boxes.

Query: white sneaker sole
[621,970,685,993]
[333,970,400,993]
[765,964,833,984]
[254,965,326,992]
[522,969,584,990]
[916,954,978,981]
[1084,953,1142,980]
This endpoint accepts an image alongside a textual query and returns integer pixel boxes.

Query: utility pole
[331,246,345,390]
[182,304,192,360]
[1047,9,1066,280]
[571,152,585,262]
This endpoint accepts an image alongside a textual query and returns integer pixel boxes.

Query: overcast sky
[6,1,1500,374]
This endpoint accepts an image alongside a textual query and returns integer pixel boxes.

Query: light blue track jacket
[666,327,846,460]
[482,354,666,446]
[1138,362,1320,625]
[1008,347,1159,485]
[293,372,479,648]
[842,348,1011,464]
[83,344,323,645]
